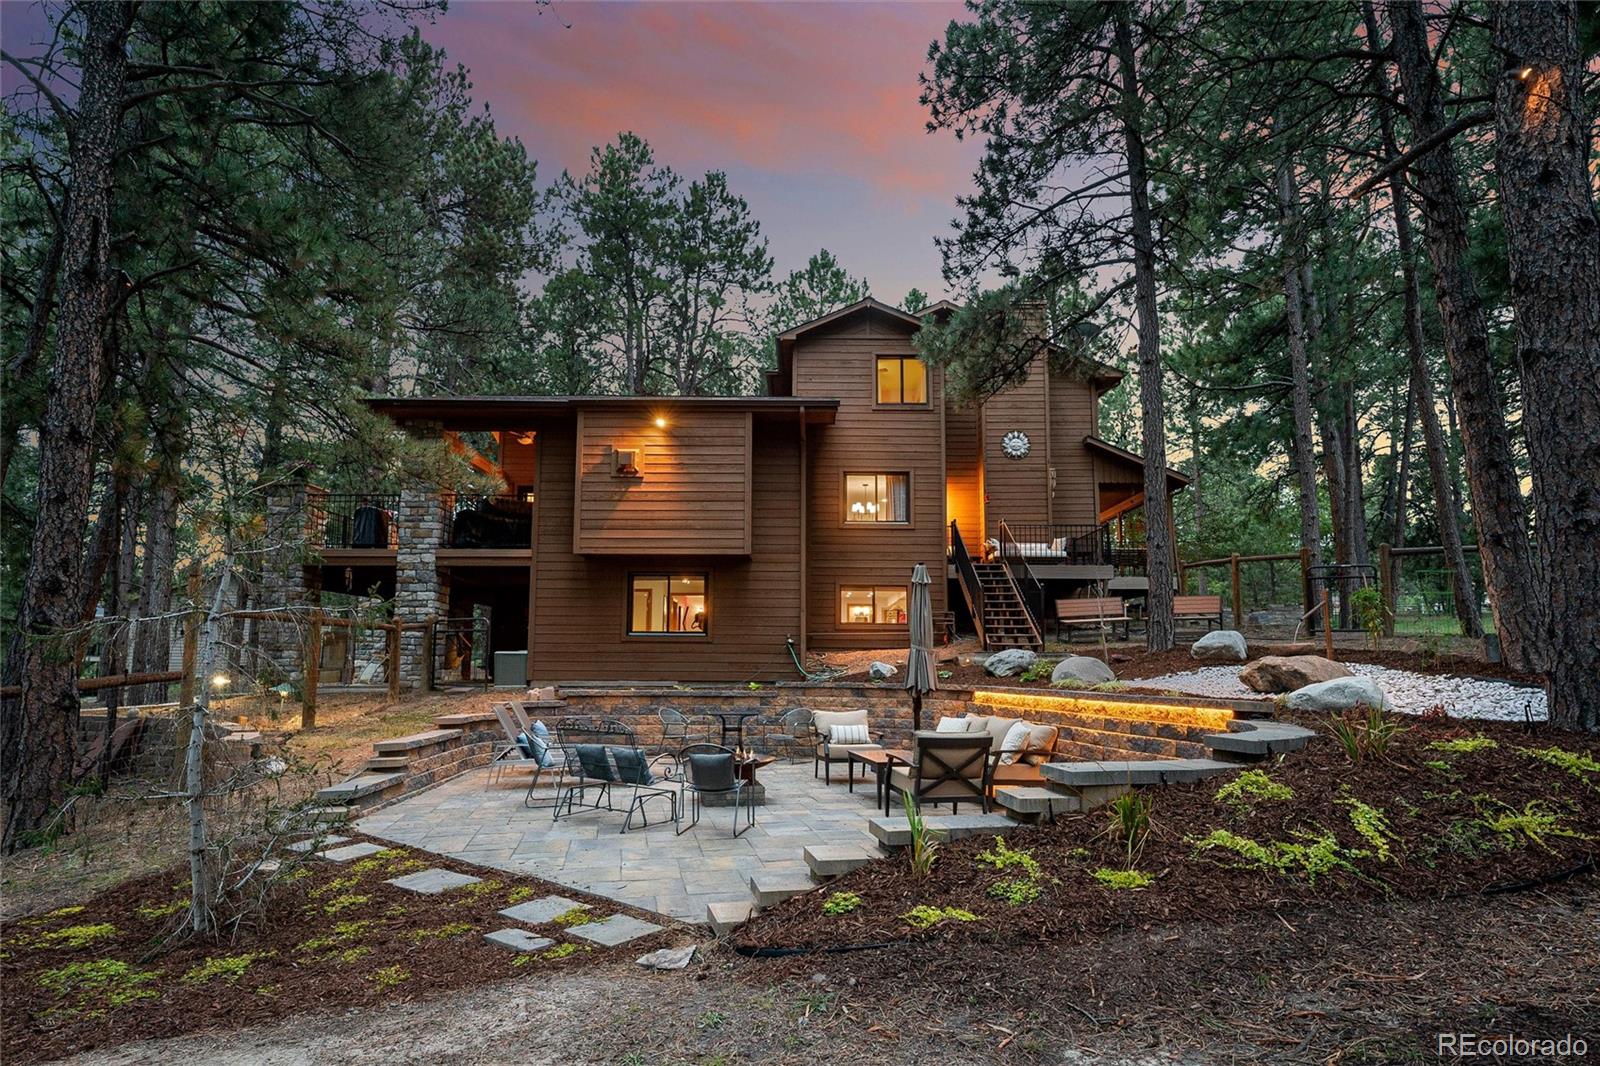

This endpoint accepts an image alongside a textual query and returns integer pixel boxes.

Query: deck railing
[444,493,533,549]
[997,521,1147,572]
[321,493,400,550]
[948,520,987,648]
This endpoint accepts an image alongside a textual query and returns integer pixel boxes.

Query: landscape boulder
[1240,654,1352,693]
[1050,656,1115,686]
[983,649,1038,678]
[867,661,897,681]
[1190,630,1248,662]
[1284,676,1390,713]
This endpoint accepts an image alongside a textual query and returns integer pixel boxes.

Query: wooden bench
[1053,597,1133,641]
[1173,594,1224,630]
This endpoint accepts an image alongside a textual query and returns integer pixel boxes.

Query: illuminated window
[875,356,927,405]
[839,586,909,625]
[844,473,910,524]
[629,574,707,635]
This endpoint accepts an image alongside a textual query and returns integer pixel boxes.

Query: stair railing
[997,520,1046,647]
[948,520,987,648]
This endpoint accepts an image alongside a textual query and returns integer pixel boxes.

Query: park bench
[1053,597,1133,641]
[1173,594,1224,630]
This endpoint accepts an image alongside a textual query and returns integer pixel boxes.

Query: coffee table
[847,748,912,808]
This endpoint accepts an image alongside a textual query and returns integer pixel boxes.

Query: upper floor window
[875,356,927,405]
[629,574,707,636]
[844,473,910,524]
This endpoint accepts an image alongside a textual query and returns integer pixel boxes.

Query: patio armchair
[883,732,993,816]
[673,743,754,837]
[550,720,677,833]
[811,708,881,785]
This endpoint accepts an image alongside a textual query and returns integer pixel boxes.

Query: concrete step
[373,728,463,754]
[868,812,1018,849]
[364,755,412,772]
[1039,758,1238,789]
[435,711,501,729]
[993,786,1080,820]
[315,772,405,806]
[748,870,818,910]
[707,900,753,936]
[1201,720,1317,758]
[803,845,877,880]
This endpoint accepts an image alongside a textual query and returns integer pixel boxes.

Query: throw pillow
[934,716,971,733]
[998,720,1033,765]
[829,723,870,745]
[609,747,655,785]
[529,719,555,767]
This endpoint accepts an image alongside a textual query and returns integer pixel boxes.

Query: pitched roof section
[1084,435,1192,487]
[365,394,838,431]
[768,297,924,396]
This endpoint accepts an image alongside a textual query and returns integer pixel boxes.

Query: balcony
[443,494,532,549]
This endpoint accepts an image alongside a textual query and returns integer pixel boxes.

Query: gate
[1306,564,1377,633]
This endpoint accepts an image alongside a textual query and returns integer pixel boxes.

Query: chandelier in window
[849,501,879,515]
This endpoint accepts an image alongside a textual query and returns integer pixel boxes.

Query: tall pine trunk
[1388,0,1545,671]
[1362,0,1482,637]
[1113,6,1174,652]
[3,4,133,852]
[1276,155,1325,574]
[1491,1,1600,731]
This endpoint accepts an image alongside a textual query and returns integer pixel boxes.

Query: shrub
[1091,868,1153,890]
[975,837,1042,879]
[820,892,861,916]
[1329,706,1404,763]
[903,796,939,879]
[1190,828,1360,883]
[1106,792,1152,865]
[901,905,980,929]
[1427,735,1498,755]
[987,878,1042,905]
[182,952,272,985]
[1350,587,1386,648]
[1214,770,1294,806]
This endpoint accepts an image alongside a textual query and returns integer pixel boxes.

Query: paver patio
[357,761,888,920]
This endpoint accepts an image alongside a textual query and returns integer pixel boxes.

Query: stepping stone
[567,914,662,947]
[484,928,556,954]
[287,834,348,853]
[993,786,1080,819]
[1039,758,1238,789]
[706,900,752,936]
[498,895,587,925]
[803,845,876,879]
[318,842,387,862]
[749,870,816,908]
[1202,720,1318,757]
[386,868,482,894]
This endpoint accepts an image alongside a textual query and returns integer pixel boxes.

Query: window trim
[836,583,912,627]
[873,354,931,409]
[840,471,914,529]
[624,571,711,639]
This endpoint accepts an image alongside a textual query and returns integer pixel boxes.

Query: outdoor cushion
[934,716,973,733]
[978,715,1019,751]
[609,747,655,785]
[573,744,615,782]
[517,731,556,768]
[812,708,870,739]
[998,721,1032,765]
[1022,722,1058,753]
[686,751,735,791]
[818,742,881,760]
[889,767,985,799]
[830,723,871,745]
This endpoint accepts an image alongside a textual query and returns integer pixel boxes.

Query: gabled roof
[366,394,838,431]
[769,297,926,396]
[1085,435,1192,488]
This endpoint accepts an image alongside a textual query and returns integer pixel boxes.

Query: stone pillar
[254,475,326,685]
[394,420,449,688]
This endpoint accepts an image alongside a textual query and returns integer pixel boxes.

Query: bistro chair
[757,707,813,764]
[655,707,711,768]
[674,743,754,838]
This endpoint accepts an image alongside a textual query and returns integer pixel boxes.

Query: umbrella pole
[912,691,922,732]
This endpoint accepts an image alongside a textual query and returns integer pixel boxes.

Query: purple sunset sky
[1,0,984,303]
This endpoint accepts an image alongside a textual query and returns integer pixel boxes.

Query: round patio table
[707,708,762,749]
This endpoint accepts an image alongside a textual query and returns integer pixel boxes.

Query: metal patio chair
[549,720,676,833]
[674,743,754,838]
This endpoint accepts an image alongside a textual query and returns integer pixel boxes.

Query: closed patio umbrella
[905,563,936,731]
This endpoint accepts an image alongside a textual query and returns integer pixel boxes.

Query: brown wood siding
[531,419,803,682]
[499,434,537,492]
[793,316,948,650]
[981,353,1052,540]
[1048,372,1100,526]
[573,409,752,555]
[944,402,984,546]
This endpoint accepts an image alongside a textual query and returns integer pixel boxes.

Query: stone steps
[314,772,406,810]
[803,845,877,880]
[1039,758,1238,789]
[707,900,753,936]
[373,728,463,756]
[748,870,818,910]
[868,812,1018,849]
[993,786,1079,821]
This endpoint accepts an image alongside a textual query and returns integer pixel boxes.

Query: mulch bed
[884,646,1543,692]
[732,711,1598,959]
[0,833,682,1064]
